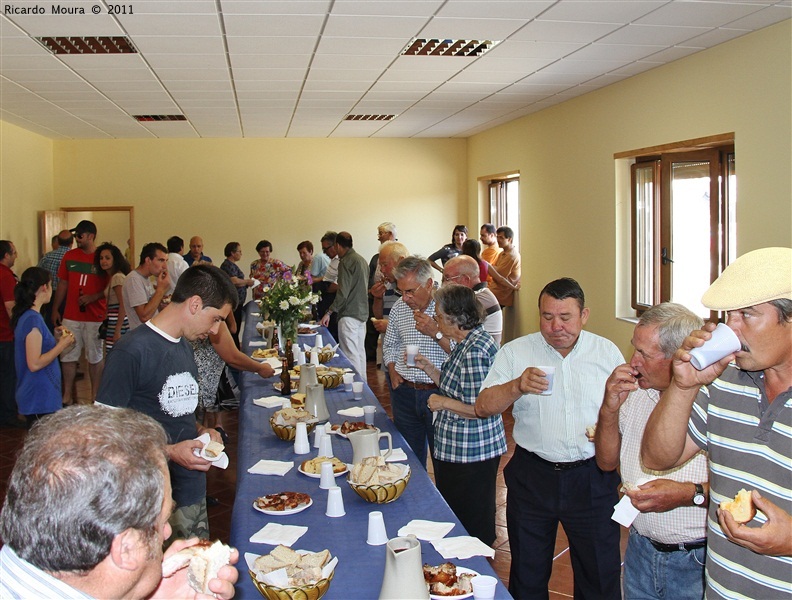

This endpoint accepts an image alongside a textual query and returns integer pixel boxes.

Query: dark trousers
[434,455,501,546]
[389,383,435,469]
[0,341,18,425]
[505,446,621,600]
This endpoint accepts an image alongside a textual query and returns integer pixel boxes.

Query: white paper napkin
[611,494,640,528]
[250,522,308,545]
[431,536,495,559]
[253,396,286,409]
[337,407,365,418]
[192,433,229,469]
[383,447,409,462]
[247,459,294,476]
[249,340,268,347]
[397,519,455,541]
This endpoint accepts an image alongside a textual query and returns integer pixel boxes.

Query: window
[488,174,519,247]
[631,141,735,318]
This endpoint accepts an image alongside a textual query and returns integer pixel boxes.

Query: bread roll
[720,488,756,524]
[203,440,224,458]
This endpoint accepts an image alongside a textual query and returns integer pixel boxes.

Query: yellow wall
[0,120,54,270]
[52,138,467,268]
[467,21,792,356]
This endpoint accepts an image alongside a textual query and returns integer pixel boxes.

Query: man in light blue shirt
[477,277,624,600]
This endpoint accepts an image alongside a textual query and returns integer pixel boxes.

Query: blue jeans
[624,528,706,600]
[389,382,434,469]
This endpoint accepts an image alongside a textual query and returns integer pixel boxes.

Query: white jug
[348,428,392,465]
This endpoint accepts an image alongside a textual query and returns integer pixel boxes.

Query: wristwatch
[434,331,444,341]
[692,483,706,506]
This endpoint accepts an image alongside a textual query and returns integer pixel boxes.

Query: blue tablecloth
[230,303,512,599]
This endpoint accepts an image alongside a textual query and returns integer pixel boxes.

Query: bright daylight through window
[489,175,520,248]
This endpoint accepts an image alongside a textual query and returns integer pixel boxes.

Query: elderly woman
[293,240,329,282]
[249,239,291,301]
[413,284,506,546]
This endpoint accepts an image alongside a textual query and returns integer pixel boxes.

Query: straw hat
[702,247,792,311]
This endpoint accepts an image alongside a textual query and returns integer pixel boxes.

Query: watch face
[693,495,705,505]
[435,331,443,340]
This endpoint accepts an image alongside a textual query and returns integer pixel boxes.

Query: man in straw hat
[641,247,792,599]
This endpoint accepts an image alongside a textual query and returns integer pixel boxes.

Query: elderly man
[476,278,624,599]
[98,265,236,540]
[489,226,520,308]
[441,255,502,345]
[184,236,212,266]
[366,222,397,361]
[319,231,369,381]
[370,241,409,333]
[0,240,19,428]
[0,406,238,599]
[51,220,108,405]
[383,256,447,468]
[642,247,792,599]
[123,242,171,330]
[595,303,708,599]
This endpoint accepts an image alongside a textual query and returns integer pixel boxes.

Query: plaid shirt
[37,246,70,290]
[383,297,447,383]
[434,325,506,463]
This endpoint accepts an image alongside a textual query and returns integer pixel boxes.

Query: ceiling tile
[511,20,622,43]
[635,2,768,28]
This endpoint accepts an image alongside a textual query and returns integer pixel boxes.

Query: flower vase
[279,317,299,347]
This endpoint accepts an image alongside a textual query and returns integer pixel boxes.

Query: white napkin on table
[249,340,268,347]
[247,459,294,476]
[431,536,495,559]
[192,433,229,469]
[397,519,455,541]
[337,407,365,418]
[383,447,409,462]
[253,396,286,409]
[250,522,308,545]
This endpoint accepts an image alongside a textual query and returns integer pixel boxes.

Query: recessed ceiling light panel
[133,115,187,122]
[344,115,395,121]
[36,36,138,55]
[401,38,498,57]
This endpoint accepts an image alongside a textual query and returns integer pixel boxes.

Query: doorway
[40,206,134,262]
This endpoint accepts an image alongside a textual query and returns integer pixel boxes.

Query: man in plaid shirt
[37,230,72,329]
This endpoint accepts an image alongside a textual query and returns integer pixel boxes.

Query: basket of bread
[347,456,411,504]
[306,345,335,364]
[269,408,318,441]
[249,545,336,600]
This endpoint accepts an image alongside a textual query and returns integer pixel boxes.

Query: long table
[230,303,512,599]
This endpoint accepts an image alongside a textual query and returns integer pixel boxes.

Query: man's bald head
[443,255,480,288]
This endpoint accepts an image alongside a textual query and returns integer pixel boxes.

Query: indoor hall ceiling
[1,0,789,140]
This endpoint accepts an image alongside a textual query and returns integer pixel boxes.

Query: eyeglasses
[442,274,465,283]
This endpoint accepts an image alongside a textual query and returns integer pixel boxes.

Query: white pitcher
[379,535,429,600]
[348,428,392,465]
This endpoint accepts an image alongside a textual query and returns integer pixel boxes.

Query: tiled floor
[0,361,628,599]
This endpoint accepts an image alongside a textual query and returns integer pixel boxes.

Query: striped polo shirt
[688,365,792,599]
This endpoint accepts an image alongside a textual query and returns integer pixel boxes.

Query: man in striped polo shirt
[642,247,791,599]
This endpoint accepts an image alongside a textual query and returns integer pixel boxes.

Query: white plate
[428,567,480,600]
[298,331,317,337]
[297,464,349,479]
[298,323,320,330]
[253,496,313,516]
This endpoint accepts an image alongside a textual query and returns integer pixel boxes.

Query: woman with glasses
[412,284,506,546]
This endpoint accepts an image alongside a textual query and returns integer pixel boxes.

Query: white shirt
[619,387,709,544]
[482,330,623,462]
[0,545,93,599]
[166,252,188,294]
[324,255,340,284]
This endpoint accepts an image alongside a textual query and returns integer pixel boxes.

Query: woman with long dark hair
[428,225,468,272]
[461,238,519,293]
[94,243,131,352]
[11,267,74,426]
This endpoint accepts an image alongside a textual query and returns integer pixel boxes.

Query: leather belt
[523,448,595,471]
[648,538,706,553]
[402,380,438,390]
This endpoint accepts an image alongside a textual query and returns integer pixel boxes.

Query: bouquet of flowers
[258,275,319,340]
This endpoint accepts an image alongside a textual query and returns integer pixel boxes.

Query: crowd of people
[0,218,789,600]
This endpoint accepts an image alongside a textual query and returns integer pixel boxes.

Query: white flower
[262,285,270,293]
[288,296,301,306]
[279,300,289,310]
[310,295,319,305]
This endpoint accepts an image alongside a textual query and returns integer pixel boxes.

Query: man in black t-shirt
[97,265,238,539]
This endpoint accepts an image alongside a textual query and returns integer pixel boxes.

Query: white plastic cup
[313,427,324,448]
[405,344,419,367]
[282,398,292,410]
[538,366,556,396]
[689,322,741,370]
[296,350,306,366]
[352,381,364,400]
[319,460,335,490]
[310,351,320,367]
[315,334,323,348]
[294,422,310,455]
[318,432,333,458]
[343,373,355,392]
[363,405,376,426]
[471,574,498,599]
[366,510,388,545]
[326,486,345,517]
